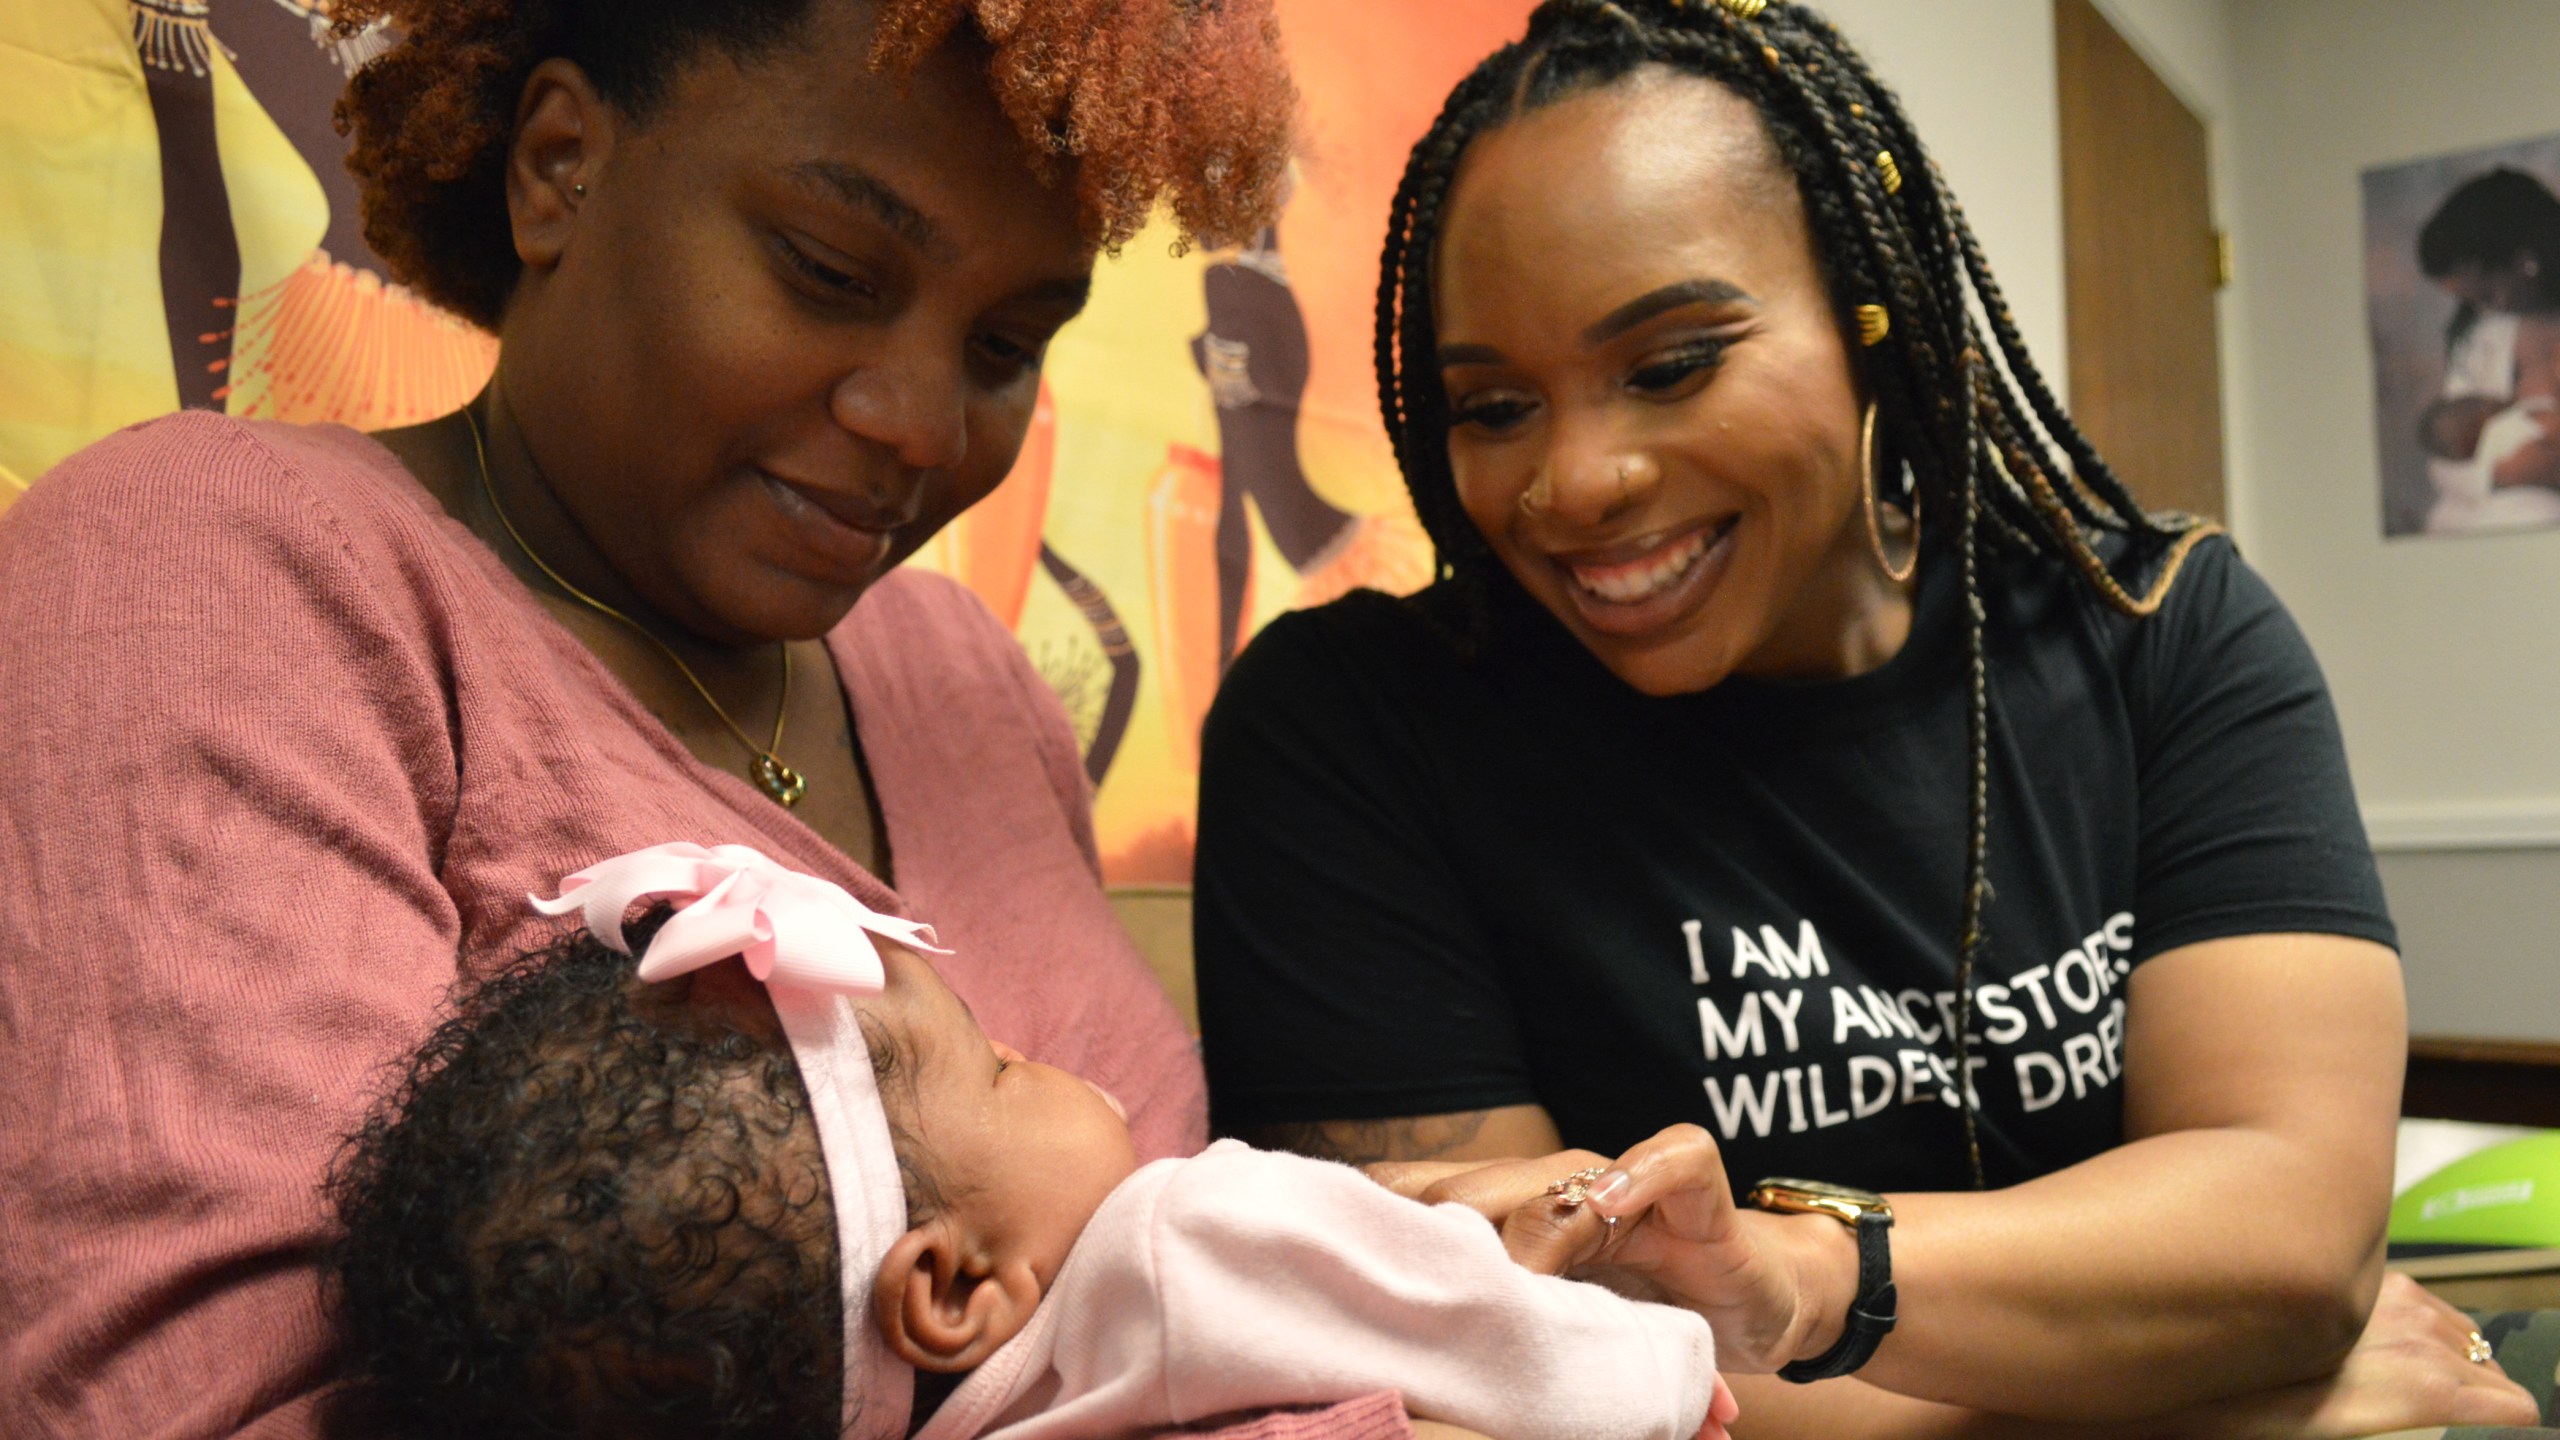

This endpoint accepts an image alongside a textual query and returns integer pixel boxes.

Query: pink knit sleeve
[0,418,465,1440]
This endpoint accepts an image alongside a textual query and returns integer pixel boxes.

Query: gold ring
[2466,1330,2494,1365]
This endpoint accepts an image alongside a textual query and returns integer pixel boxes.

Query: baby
[327,844,1733,1440]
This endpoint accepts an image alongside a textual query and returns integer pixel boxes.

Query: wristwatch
[1745,1177,1897,1383]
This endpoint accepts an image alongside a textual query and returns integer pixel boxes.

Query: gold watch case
[1746,1177,1894,1228]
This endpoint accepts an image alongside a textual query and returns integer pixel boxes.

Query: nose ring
[1518,458,1644,517]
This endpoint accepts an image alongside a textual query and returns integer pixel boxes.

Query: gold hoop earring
[1860,404,1919,584]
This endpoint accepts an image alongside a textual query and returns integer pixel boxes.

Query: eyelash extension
[1629,338,1732,388]
[1443,336,1732,430]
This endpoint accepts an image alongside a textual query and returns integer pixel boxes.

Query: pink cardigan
[0,415,1407,1440]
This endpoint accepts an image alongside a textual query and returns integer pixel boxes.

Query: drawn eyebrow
[1581,279,1753,346]
[1437,279,1754,369]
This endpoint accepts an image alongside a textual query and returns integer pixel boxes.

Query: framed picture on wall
[2362,133,2560,540]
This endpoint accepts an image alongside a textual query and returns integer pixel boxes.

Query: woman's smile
[757,467,907,582]
[1551,515,1738,638]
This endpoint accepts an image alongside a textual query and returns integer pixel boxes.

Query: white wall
[1818,0,2071,397]
[2225,0,2560,1041]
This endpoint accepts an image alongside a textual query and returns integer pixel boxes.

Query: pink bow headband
[531,842,932,1440]
[531,839,949,989]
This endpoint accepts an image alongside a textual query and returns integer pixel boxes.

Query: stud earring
[571,182,588,198]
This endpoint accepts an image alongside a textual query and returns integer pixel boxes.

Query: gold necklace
[464,408,808,808]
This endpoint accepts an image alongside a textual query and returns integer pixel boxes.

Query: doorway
[2055,0,2228,521]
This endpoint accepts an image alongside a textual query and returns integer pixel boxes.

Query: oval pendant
[752,754,808,808]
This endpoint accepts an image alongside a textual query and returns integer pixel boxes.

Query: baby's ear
[873,1220,1041,1373]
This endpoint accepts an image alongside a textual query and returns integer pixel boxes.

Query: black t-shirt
[1194,537,2394,1192]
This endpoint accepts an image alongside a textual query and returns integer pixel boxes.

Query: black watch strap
[1777,1210,1897,1383]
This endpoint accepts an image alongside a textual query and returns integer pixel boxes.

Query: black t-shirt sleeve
[1194,599,1539,1130]
[2121,537,2397,959]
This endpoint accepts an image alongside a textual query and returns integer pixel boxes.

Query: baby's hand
[1694,1376,1739,1440]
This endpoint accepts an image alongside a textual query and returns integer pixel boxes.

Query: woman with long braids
[0,4,1425,1438]
[1196,1,2545,1434]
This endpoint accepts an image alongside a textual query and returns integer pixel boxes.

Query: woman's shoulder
[1221,585,1469,705]
[1995,526,2260,657]
[2001,527,2339,759]
[2097,529,2291,669]
[28,409,417,502]
[1198,586,1485,791]
[0,414,517,699]
[7,412,458,578]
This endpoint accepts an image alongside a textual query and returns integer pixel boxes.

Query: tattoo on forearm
[1233,1111,1493,1165]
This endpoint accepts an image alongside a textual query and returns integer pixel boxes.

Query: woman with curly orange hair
[0,4,1383,1438]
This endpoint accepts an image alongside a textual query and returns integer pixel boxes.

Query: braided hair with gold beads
[1373,0,2221,1187]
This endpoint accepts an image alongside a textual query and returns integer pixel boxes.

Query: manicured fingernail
[1591,1170,1631,1207]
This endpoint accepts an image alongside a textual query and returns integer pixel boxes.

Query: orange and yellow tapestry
[0,0,493,507]
[907,0,1538,882]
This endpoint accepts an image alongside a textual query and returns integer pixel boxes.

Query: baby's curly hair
[333,0,1297,328]
[326,915,853,1440]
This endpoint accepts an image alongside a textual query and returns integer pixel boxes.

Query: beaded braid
[1374,0,2222,1188]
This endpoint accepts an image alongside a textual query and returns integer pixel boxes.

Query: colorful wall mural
[906,0,1539,882]
[0,0,495,508]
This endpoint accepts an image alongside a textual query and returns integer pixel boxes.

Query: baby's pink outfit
[916,1141,1722,1440]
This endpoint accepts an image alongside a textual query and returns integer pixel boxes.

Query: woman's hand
[2161,1271,2540,1440]
[1367,1126,1854,1374]
[1577,1124,1857,1375]
[1363,1148,1616,1268]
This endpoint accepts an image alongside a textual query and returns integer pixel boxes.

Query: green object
[2391,1132,2560,1250]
